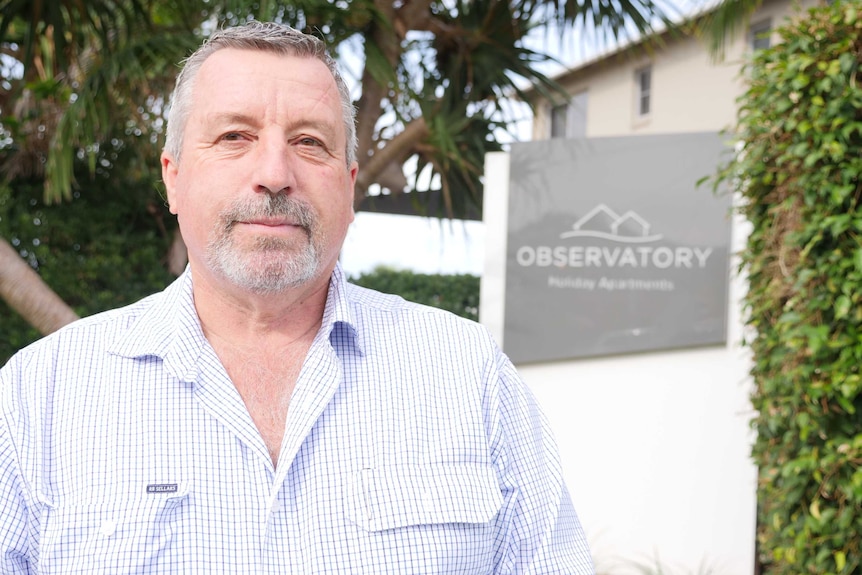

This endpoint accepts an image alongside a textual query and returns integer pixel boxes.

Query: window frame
[634,65,652,119]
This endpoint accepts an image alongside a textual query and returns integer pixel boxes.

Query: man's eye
[298,137,322,147]
[220,132,244,141]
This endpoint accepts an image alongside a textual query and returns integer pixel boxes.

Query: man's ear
[161,151,179,215]
[347,161,358,224]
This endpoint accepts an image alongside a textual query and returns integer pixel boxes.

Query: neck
[190,263,331,350]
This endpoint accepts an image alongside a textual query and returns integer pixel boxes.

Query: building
[479,1,821,573]
[531,0,817,141]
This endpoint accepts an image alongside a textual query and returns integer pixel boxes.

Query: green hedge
[715,3,862,573]
[349,266,480,322]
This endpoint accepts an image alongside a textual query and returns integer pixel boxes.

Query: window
[635,66,651,118]
[549,91,588,139]
[550,104,568,138]
[750,20,772,51]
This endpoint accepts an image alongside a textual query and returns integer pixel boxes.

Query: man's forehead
[194,51,334,98]
[196,47,330,80]
[189,50,339,111]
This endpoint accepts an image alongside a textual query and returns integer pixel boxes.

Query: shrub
[714,2,862,573]
[349,266,480,322]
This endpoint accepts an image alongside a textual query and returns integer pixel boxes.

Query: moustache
[219,195,316,232]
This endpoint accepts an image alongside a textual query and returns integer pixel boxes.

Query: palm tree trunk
[0,237,78,335]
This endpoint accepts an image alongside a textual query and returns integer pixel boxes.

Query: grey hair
[163,21,357,166]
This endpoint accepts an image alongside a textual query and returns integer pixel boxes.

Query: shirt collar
[108,263,362,377]
[321,263,364,356]
[108,268,207,382]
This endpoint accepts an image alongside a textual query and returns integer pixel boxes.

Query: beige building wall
[532,0,820,139]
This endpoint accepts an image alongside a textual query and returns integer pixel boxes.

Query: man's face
[161,48,357,294]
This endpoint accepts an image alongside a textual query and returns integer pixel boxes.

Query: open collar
[108,263,362,380]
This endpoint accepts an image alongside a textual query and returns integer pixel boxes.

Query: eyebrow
[204,111,338,151]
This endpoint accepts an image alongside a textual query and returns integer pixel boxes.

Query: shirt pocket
[344,463,502,532]
[39,483,190,574]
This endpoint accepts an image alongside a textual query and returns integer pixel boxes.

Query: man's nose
[253,137,297,195]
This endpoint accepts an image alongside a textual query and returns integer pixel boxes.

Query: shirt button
[100,520,117,537]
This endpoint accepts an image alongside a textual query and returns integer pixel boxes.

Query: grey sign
[504,133,732,363]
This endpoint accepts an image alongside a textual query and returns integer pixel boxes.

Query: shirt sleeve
[0,363,34,574]
[488,348,595,575]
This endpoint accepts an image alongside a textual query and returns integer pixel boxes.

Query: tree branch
[354,117,429,209]
[396,0,436,32]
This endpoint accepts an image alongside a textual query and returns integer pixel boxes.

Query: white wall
[481,151,757,575]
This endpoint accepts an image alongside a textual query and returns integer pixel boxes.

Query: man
[0,22,594,574]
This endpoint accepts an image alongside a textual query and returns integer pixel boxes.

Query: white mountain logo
[560,204,663,243]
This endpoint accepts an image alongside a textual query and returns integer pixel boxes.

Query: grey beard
[205,194,324,293]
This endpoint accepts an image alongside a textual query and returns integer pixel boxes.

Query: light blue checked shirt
[0,264,594,574]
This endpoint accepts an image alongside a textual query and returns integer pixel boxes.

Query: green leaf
[835,550,846,572]
[834,295,851,320]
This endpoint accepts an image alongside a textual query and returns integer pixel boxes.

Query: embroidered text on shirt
[146,483,178,494]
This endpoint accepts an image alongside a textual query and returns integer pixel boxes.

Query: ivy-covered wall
[716,2,862,572]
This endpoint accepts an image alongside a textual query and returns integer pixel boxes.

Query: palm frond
[0,0,153,73]
[42,27,200,202]
[697,0,763,60]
